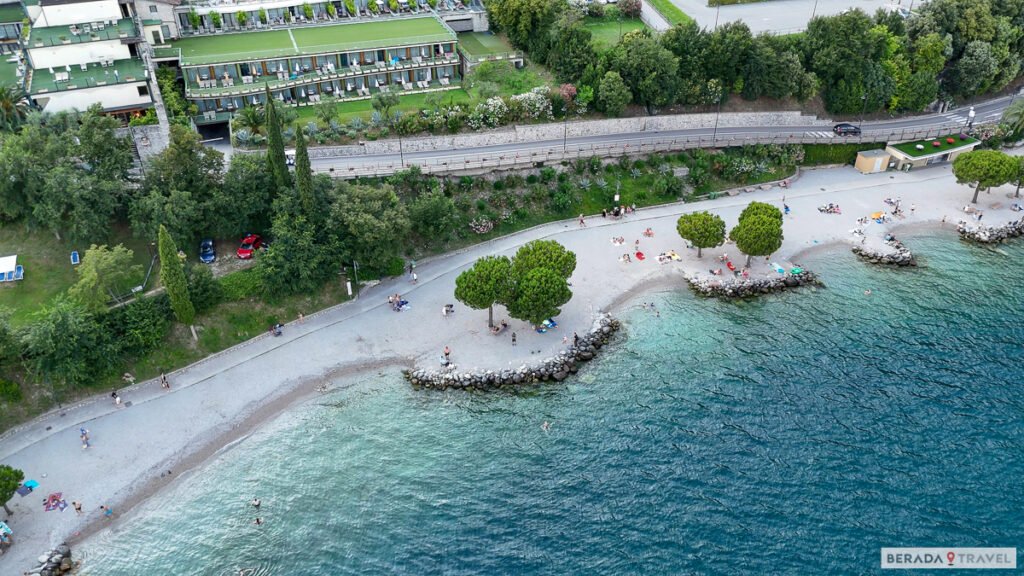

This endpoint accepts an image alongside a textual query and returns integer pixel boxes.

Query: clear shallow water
[78,231,1024,575]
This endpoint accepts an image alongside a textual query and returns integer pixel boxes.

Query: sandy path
[2,158,1023,571]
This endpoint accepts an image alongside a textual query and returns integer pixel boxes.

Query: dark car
[199,239,216,264]
[833,123,862,136]
[236,234,265,259]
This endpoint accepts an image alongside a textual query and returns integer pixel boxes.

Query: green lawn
[583,17,646,49]
[294,88,474,125]
[891,134,979,157]
[0,224,157,327]
[293,17,451,53]
[172,18,452,66]
[457,32,514,58]
[647,0,693,26]
[0,59,19,88]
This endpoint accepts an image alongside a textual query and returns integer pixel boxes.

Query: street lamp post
[860,93,867,127]
[352,260,360,299]
[398,132,405,167]
[562,114,568,156]
[811,0,819,19]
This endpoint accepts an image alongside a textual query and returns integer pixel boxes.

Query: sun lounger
[3,271,12,281]
[14,265,23,280]
[71,250,80,265]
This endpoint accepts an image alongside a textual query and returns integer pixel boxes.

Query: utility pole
[860,93,867,126]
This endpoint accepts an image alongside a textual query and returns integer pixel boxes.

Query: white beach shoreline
[2,158,1023,572]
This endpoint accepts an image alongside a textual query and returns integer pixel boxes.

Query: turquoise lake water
[77,230,1024,575]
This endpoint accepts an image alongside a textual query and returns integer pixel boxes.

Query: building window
[138,85,150,96]
[149,4,158,12]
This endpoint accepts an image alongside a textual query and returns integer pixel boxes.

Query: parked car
[199,238,216,264]
[285,149,296,166]
[236,234,265,259]
[833,123,862,136]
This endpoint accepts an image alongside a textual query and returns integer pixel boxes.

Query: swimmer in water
[253,518,263,526]
[251,498,261,509]
[864,290,872,295]
[541,421,550,432]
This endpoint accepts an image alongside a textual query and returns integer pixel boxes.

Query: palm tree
[0,84,30,132]
[233,104,265,135]
[1002,98,1024,138]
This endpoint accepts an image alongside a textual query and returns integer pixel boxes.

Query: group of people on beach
[388,294,410,312]
[601,204,637,219]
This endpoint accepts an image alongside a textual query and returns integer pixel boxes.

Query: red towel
[635,252,645,261]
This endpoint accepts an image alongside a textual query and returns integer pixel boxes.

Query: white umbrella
[252,95,258,104]
[299,88,306,97]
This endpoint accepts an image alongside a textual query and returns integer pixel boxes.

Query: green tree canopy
[265,86,290,191]
[512,239,577,280]
[22,297,108,399]
[454,255,513,327]
[738,201,783,226]
[1001,98,1024,137]
[952,149,1019,203]
[259,212,338,295]
[68,244,142,312]
[507,267,573,325]
[158,224,196,330]
[597,71,632,117]
[409,189,460,242]
[609,30,678,114]
[676,211,726,258]
[730,214,783,267]
[0,464,24,515]
[547,16,594,82]
[330,183,411,272]
[371,91,401,123]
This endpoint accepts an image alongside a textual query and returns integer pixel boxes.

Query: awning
[0,255,15,275]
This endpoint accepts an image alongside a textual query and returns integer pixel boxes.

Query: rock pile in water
[25,544,74,575]
[684,271,822,298]
[957,217,1024,243]
[852,238,917,266]
[405,315,620,391]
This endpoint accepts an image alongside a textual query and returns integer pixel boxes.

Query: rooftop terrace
[28,18,138,48]
[0,3,25,24]
[171,17,454,66]
[29,57,147,95]
[0,58,20,87]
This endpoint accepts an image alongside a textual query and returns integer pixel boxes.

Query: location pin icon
[947,551,955,566]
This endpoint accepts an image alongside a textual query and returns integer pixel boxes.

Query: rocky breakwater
[684,270,822,298]
[405,315,621,391]
[852,238,917,266]
[957,217,1024,243]
[24,544,75,575]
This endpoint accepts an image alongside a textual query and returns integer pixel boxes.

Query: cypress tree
[294,128,314,216]
[264,85,289,190]
[158,224,197,339]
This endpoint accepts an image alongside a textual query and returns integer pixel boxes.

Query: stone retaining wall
[957,217,1024,243]
[405,315,620,390]
[684,270,823,298]
[852,238,917,266]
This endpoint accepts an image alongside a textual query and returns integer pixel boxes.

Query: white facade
[33,0,122,27]
[137,0,179,40]
[34,81,151,112]
[28,39,131,69]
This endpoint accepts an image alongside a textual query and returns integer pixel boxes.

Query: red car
[236,234,264,259]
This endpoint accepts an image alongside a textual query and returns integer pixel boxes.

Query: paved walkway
[1,158,1022,572]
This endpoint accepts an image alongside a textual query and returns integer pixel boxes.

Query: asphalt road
[671,0,907,35]
[309,95,1015,173]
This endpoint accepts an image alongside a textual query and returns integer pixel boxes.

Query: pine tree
[158,224,197,339]
[264,85,290,190]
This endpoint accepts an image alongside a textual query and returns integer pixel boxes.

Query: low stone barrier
[404,315,620,391]
[957,217,1024,243]
[684,270,822,298]
[852,238,917,266]
[23,543,74,575]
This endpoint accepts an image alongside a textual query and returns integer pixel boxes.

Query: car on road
[285,149,296,166]
[199,239,216,264]
[833,123,862,136]
[236,234,265,259]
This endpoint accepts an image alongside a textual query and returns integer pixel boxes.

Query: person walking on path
[573,332,580,347]
[578,214,586,227]
[443,346,450,362]
[160,373,170,390]
[80,428,90,450]
[910,204,916,215]
[511,332,517,347]
[411,272,418,284]
[784,204,790,216]
[100,505,113,519]
[111,390,122,407]
[72,501,83,515]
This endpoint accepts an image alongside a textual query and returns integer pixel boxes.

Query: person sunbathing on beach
[620,254,632,263]
[642,228,654,237]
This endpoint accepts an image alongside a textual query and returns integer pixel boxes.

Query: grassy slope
[583,17,647,50]
[0,224,157,327]
[647,0,693,26]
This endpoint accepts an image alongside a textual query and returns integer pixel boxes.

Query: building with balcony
[22,0,154,117]
[155,15,462,124]
[0,1,25,55]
